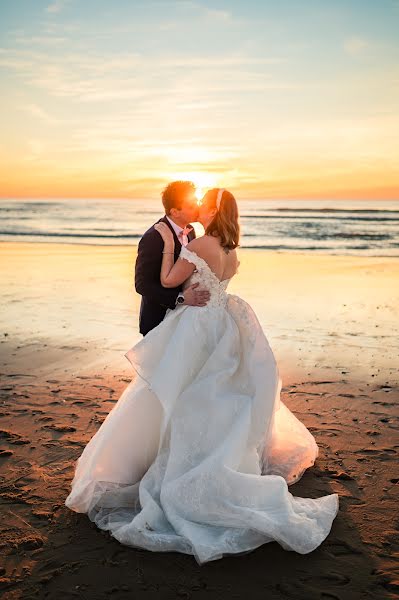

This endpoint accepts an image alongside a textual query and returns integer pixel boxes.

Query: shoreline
[2,239,399,259]
[1,241,398,386]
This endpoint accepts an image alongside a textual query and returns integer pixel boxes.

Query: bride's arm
[154,223,195,288]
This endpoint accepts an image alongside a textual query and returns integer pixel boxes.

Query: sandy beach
[0,241,398,599]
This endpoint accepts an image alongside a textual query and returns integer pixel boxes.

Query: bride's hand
[154,223,174,251]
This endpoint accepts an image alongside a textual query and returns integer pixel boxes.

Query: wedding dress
[65,246,339,564]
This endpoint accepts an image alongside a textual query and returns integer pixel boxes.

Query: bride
[65,188,339,564]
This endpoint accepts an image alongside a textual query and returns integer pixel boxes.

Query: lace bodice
[179,246,233,308]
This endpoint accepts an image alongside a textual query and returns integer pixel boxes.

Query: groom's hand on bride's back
[183,282,210,307]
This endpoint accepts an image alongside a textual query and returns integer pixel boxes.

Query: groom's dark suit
[135,215,196,336]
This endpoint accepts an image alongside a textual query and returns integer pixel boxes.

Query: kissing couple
[65,181,339,564]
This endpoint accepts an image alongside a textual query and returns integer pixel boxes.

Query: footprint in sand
[373,401,396,407]
[302,572,350,587]
[309,426,342,437]
[326,539,363,557]
[42,424,76,433]
[354,448,397,461]
[313,467,354,481]
[0,448,13,457]
[0,429,30,445]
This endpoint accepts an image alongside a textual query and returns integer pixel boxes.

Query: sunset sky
[0,0,398,200]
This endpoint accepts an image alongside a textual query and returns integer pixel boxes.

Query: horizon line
[1,196,399,202]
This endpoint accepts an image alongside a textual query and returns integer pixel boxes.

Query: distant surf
[1,198,398,256]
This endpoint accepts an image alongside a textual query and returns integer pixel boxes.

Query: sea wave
[0,230,142,239]
[1,198,398,256]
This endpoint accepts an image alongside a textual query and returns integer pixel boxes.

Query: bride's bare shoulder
[186,236,239,279]
[186,236,208,253]
[186,235,220,259]
[187,235,238,259]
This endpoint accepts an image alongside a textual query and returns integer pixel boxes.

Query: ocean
[1,198,398,256]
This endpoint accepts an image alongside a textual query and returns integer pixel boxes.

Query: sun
[167,171,219,202]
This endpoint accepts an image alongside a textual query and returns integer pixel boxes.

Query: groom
[135,180,211,336]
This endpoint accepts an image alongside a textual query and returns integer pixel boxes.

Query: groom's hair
[162,181,195,215]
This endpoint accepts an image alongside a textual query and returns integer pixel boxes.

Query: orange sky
[1,0,398,200]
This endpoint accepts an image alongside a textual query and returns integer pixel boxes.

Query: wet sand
[0,242,398,599]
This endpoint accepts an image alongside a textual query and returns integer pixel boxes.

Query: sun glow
[1,2,398,200]
[167,171,219,201]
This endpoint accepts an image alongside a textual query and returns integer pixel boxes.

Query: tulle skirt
[65,294,339,563]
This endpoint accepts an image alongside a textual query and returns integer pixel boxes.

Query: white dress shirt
[165,215,189,246]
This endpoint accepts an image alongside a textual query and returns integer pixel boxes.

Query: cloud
[14,35,67,46]
[46,0,71,14]
[25,139,46,161]
[19,103,59,124]
[201,7,232,22]
[344,36,369,56]
[0,46,291,104]
[159,1,233,22]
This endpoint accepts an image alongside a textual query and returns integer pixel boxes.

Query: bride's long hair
[203,188,240,251]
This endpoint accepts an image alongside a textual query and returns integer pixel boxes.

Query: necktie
[178,226,192,246]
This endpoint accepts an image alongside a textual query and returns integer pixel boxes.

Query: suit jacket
[135,215,196,335]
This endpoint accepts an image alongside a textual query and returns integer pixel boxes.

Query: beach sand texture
[0,242,398,599]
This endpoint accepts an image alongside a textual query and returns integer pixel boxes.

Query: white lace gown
[65,246,339,564]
